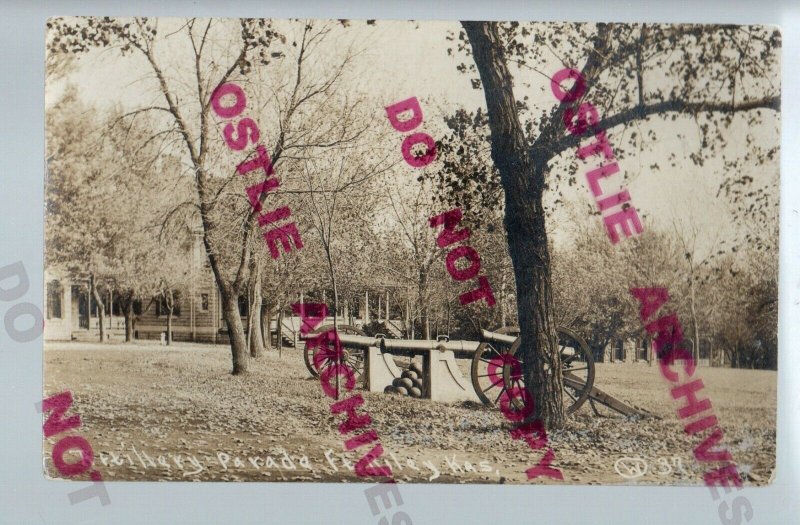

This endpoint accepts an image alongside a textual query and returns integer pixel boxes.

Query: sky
[45,17,781,263]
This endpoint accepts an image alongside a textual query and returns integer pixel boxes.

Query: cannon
[301,324,649,417]
[380,337,481,402]
[476,326,654,418]
[301,326,481,402]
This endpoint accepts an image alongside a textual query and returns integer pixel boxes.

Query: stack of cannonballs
[384,362,425,398]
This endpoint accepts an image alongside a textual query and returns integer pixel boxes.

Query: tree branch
[548,95,780,158]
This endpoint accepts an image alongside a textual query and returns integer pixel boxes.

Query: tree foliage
[455,21,779,426]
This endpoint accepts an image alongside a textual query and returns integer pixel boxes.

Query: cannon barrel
[480,329,517,345]
[480,329,577,355]
[380,338,480,357]
[338,333,382,348]
[299,331,381,348]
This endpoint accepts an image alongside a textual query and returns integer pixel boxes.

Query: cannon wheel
[471,326,595,415]
[303,324,367,380]
[471,325,522,405]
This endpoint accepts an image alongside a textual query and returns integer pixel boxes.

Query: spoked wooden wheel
[303,324,366,380]
[469,325,522,406]
[556,327,595,413]
[471,326,595,415]
[471,340,518,405]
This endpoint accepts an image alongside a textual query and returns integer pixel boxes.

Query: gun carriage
[301,324,599,414]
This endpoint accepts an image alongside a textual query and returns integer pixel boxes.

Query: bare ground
[43,341,776,486]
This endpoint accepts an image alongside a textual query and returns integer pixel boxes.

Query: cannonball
[409,362,424,375]
[395,386,409,396]
[412,378,424,389]
[399,377,414,389]
[384,385,397,394]
[409,387,422,398]
[401,370,419,381]
[392,377,404,387]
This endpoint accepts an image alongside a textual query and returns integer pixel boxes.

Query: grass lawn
[43,340,776,485]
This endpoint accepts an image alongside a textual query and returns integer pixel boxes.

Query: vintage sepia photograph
[43,17,779,487]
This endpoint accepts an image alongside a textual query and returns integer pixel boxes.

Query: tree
[705,249,777,370]
[46,87,120,342]
[380,181,447,340]
[100,108,194,343]
[669,212,722,361]
[459,22,567,427]
[48,17,364,373]
[552,227,627,362]
[292,97,388,330]
[455,22,779,427]
[259,239,318,353]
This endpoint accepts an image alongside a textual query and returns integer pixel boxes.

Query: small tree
[296,137,389,329]
[46,88,120,342]
[49,17,367,373]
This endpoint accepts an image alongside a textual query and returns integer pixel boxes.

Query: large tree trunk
[261,305,272,350]
[276,306,284,357]
[424,301,431,340]
[262,304,271,351]
[404,297,411,339]
[689,277,700,361]
[500,279,507,328]
[463,21,564,428]
[326,253,341,393]
[164,289,174,346]
[221,288,249,374]
[123,294,134,342]
[249,268,264,358]
[167,309,173,345]
[417,268,430,340]
[323,247,339,331]
[89,274,105,343]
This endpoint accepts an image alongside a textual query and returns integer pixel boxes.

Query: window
[133,299,143,316]
[201,293,209,312]
[172,292,182,317]
[238,295,249,317]
[46,280,63,319]
[156,291,181,317]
